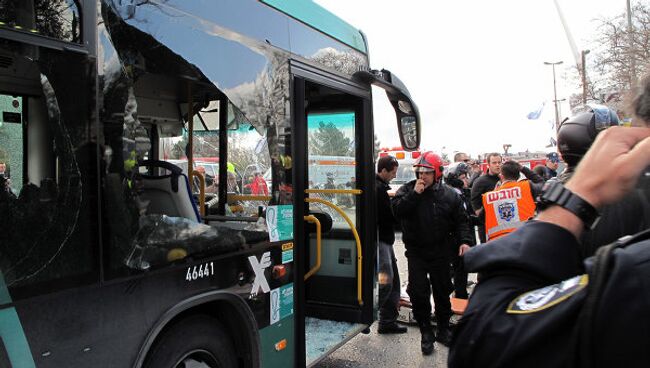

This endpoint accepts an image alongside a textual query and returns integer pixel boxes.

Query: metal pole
[544,61,563,131]
[627,0,636,85]
[552,64,560,129]
[581,50,590,104]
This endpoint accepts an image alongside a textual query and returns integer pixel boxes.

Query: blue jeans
[378,241,401,326]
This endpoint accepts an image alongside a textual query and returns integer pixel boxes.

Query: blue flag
[527,103,545,120]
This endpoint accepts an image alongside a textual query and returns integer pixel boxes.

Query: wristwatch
[538,180,601,229]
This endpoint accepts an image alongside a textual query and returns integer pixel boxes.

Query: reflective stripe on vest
[487,220,525,238]
[482,181,536,241]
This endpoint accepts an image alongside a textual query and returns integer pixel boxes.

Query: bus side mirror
[397,110,418,151]
[352,69,421,150]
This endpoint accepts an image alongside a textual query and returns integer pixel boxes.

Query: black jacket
[449,221,650,368]
[376,175,396,245]
[392,180,472,258]
[470,173,500,218]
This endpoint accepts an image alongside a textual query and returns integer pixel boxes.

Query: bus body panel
[9,244,293,367]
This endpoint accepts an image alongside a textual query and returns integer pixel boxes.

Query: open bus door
[291,65,420,367]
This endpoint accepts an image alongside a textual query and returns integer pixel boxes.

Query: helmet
[444,162,470,189]
[413,151,444,180]
[557,104,619,167]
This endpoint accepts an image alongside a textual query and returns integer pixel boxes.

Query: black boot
[420,326,435,355]
[436,325,452,347]
[377,322,407,334]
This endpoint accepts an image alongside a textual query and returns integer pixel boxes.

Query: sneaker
[420,329,435,355]
[377,323,407,334]
[436,327,452,347]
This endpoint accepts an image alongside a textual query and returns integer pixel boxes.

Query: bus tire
[145,314,237,368]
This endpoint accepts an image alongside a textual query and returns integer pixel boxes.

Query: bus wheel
[145,315,237,368]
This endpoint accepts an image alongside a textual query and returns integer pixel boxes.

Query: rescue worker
[392,152,473,355]
[443,162,476,299]
[481,160,543,241]
[557,104,650,257]
[449,125,650,368]
[470,153,502,243]
[375,155,406,334]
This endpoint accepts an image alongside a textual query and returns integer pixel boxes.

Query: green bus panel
[261,0,367,53]
[259,316,295,367]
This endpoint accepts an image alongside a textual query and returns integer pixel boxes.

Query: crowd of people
[374,73,650,364]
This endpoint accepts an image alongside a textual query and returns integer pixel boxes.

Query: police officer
[449,126,650,367]
[392,152,473,355]
[533,152,560,181]
[557,104,650,257]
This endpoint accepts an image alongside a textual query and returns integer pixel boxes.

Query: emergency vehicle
[378,147,423,194]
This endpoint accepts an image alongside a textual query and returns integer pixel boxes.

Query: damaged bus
[0,1,420,367]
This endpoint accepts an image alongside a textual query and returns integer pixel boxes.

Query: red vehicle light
[379,152,388,157]
[412,152,421,159]
[273,265,287,279]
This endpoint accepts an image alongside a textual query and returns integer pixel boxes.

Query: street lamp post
[627,0,636,85]
[581,50,590,104]
[544,61,564,131]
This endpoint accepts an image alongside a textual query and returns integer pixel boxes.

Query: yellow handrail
[305,197,364,306]
[191,170,205,216]
[227,194,272,202]
[305,189,363,195]
[303,215,321,281]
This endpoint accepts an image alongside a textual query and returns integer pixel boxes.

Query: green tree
[309,122,352,156]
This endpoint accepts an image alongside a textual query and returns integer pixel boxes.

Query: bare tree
[573,3,650,111]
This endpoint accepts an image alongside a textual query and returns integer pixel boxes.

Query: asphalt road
[314,233,470,368]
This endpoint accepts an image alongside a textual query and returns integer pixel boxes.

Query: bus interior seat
[138,160,200,222]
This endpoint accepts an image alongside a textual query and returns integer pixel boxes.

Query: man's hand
[566,127,650,208]
[538,127,650,238]
[459,244,471,256]
[414,179,426,194]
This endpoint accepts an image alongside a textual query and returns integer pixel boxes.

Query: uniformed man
[557,104,650,257]
[481,161,543,241]
[449,126,650,367]
[392,151,472,355]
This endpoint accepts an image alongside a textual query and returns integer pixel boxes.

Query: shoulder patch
[506,274,588,314]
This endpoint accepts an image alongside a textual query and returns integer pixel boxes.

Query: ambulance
[378,147,423,195]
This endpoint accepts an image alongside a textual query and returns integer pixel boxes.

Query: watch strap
[540,181,601,229]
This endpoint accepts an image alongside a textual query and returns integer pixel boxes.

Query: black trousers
[407,255,453,327]
[451,254,468,299]
[378,242,401,326]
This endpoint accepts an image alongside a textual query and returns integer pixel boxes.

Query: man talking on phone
[392,151,472,355]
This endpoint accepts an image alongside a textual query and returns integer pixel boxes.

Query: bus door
[292,72,376,366]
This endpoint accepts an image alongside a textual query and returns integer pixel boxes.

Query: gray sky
[315,0,630,157]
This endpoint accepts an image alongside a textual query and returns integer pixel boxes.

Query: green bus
[0,1,420,367]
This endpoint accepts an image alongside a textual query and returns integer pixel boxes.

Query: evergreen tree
[309,122,352,156]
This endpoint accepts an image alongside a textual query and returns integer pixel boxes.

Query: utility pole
[581,50,590,104]
[627,0,636,85]
[544,61,563,131]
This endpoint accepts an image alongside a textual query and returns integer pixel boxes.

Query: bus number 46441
[186,262,215,281]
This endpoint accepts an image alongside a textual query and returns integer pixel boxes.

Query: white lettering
[249,252,272,295]
[486,187,522,204]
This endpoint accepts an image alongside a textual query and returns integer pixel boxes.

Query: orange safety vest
[482,180,536,241]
